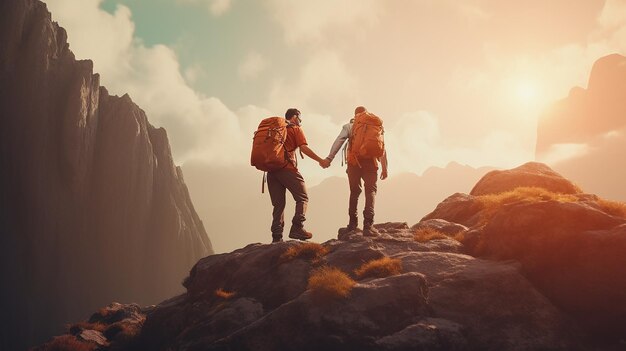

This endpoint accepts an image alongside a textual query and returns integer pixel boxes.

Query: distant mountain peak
[536,53,626,159]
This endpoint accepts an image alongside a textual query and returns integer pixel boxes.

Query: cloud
[45,0,249,165]
[539,143,591,165]
[448,0,626,152]
[43,0,360,181]
[551,125,626,201]
[599,0,626,30]
[597,0,626,53]
[184,64,205,84]
[44,0,626,183]
[44,0,134,76]
[385,111,532,175]
[210,0,232,16]
[267,50,360,122]
[178,0,232,16]
[453,2,492,22]
[238,51,268,81]
[266,0,382,44]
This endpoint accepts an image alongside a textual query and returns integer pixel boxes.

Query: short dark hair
[285,108,301,120]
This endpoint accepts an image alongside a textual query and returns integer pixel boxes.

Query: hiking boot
[272,233,283,243]
[338,217,359,235]
[288,227,313,240]
[363,224,379,237]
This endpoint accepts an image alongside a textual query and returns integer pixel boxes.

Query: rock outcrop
[0,0,212,349]
[38,225,576,350]
[470,162,580,196]
[36,162,626,350]
[424,162,626,346]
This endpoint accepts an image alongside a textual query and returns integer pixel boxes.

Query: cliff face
[536,53,626,158]
[535,54,626,202]
[0,0,212,349]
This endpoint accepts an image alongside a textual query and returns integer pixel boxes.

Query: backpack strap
[261,172,266,194]
[346,119,363,167]
[284,123,300,168]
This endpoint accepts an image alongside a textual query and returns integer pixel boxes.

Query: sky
[43,0,626,186]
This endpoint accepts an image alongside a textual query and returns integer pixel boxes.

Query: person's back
[324,106,388,236]
[264,108,327,243]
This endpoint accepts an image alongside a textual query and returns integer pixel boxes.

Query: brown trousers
[267,169,308,239]
[347,161,378,226]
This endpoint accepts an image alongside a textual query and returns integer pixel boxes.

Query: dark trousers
[347,163,378,226]
[267,169,308,239]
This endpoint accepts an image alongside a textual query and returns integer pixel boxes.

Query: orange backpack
[347,111,385,165]
[250,117,289,172]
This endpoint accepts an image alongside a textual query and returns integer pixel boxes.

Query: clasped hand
[318,158,331,169]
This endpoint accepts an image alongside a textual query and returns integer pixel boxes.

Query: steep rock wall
[0,0,212,348]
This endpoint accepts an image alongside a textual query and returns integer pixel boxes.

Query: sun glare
[515,81,538,105]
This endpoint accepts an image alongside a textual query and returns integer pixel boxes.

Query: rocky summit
[35,162,626,351]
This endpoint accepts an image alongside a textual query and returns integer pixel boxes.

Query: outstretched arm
[326,124,351,162]
[300,144,324,163]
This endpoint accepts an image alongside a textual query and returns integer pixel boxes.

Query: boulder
[217,273,431,351]
[77,330,108,348]
[478,200,626,340]
[470,162,580,196]
[36,302,146,351]
[415,163,626,346]
[376,318,468,351]
[421,193,484,228]
[184,242,314,309]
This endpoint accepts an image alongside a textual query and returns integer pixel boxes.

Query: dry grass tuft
[597,199,626,218]
[414,228,449,242]
[307,266,355,301]
[476,186,578,225]
[280,242,329,263]
[453,231,466,242]
[478,187,578,208]
[215,288,236,299]
[354,257,402,279]
[37,335,97,351]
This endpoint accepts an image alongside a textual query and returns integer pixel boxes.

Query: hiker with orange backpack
[251,108,327,243]
[322,106,388,237]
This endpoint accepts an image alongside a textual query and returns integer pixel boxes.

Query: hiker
[321,106,388,237]
[251,108,327,243]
